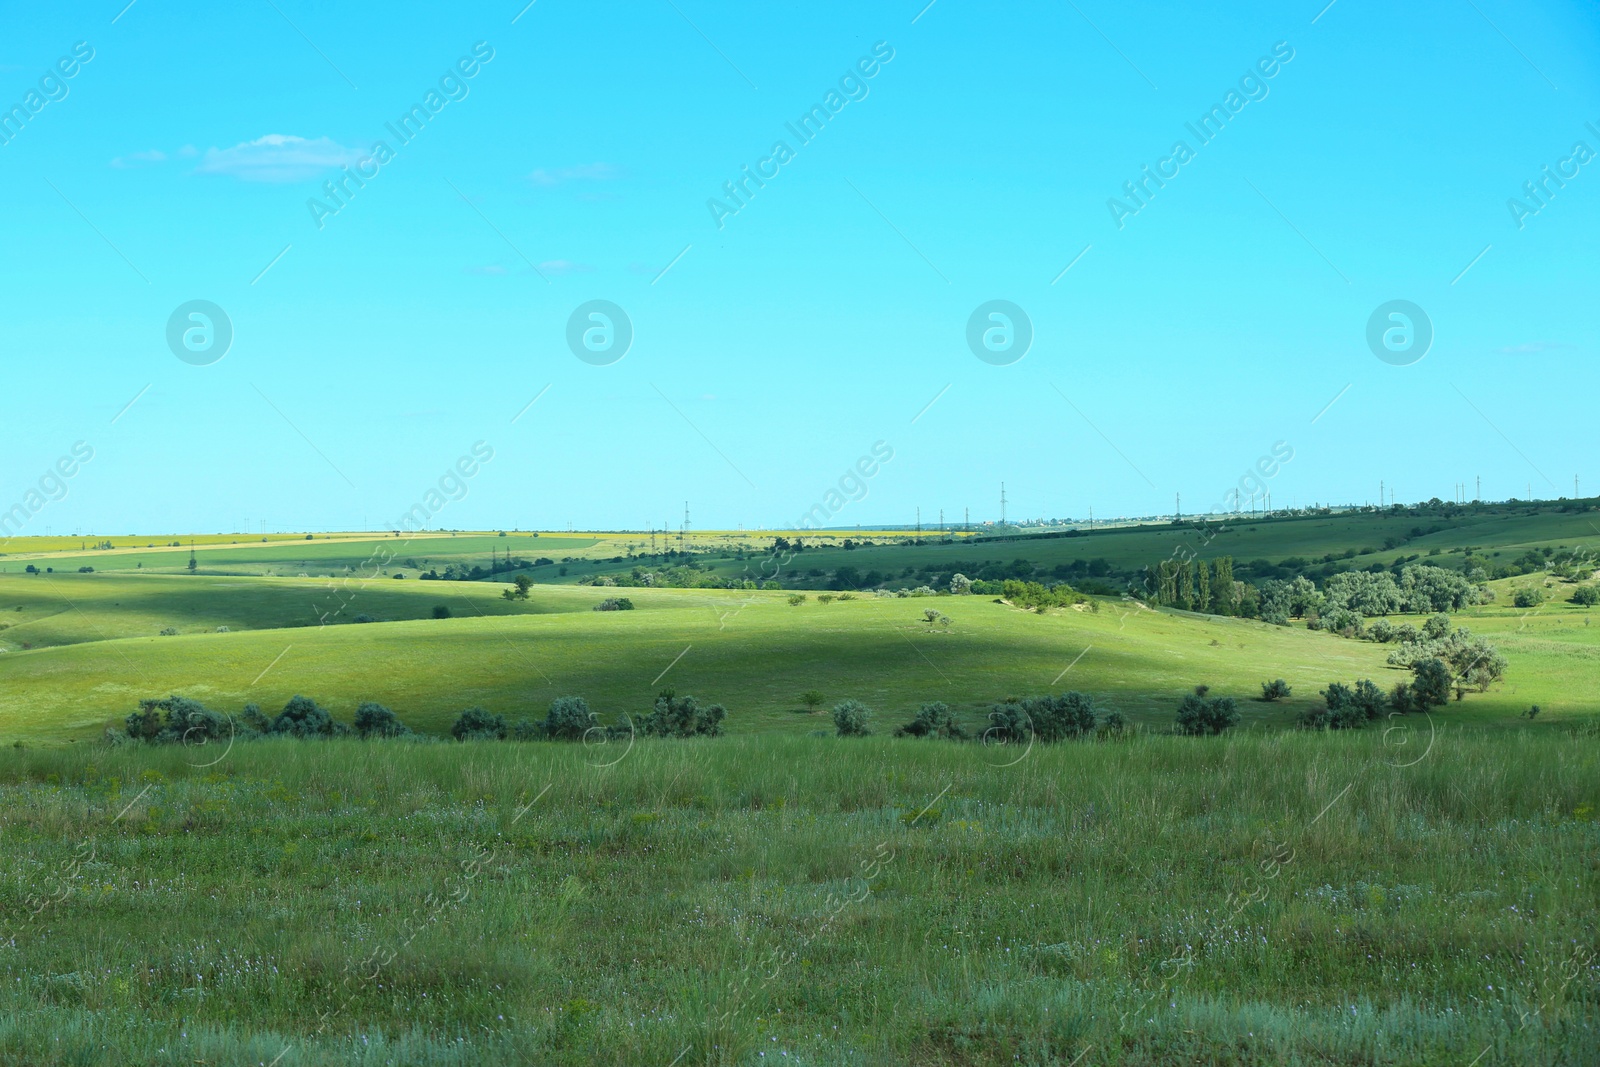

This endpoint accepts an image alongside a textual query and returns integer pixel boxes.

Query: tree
[1210,557,1236,614]
[800,690,824,713]
[187,548,197,573]
[545,696,597,740]
[894,701,967,739]
[1174,691,1240,735]
[451,706,507,741]
[950,573,973,595]
[353,702,412,739]
[1410,658,1453,709]
[641,691,726,737]
[512,574,533,600]
[432,605,452,619]
[831,699,873,737]
[1513,585,1546,608]
[1194,562,1211,615]
[1260,679,1291,702]
[1573,585,1600,607]
[271,695,346,738]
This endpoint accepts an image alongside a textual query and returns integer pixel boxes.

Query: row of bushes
[830,692,1129,740]
[111,690,727,746]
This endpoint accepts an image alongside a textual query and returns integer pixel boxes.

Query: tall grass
[0,730,1595,1065]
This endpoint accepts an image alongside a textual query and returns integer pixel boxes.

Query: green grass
[1,732,1594,1065]
[0,577,1494,742]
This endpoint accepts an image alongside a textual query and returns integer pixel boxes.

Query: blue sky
[2,0,1598,535]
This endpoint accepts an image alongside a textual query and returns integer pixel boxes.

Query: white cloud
[194,134,363,183]
[1497,341,1573,354]
[536,259,592,276]
[110,149,167,169]
[528,163,622,187]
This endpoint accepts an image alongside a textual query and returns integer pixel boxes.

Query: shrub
[831,699,873,737]
[353,702,411,739]
[451,706,507,741]
[1174,693,1240,736]
[1572,585,1599,607]
[240,703,270,735]
[432,605,452,619]
[1302,680,1386,730]
[894,701,968,739]
[271,695,346,738]
[545,696,597,740]
[1423,613,1452,640]
[124,695,229,745]
[1410,657,1453,708]
[1368,619,1396,643]
[352,614,376,623]
[800,690,824,712]
[787,594,807,606]
[1260,679,1291,702]
[594,597,634,611]
[1513,585,1545,608]
[158,628,178,636]
[641,691,726,737]
[983,692,1101,743]
[511,718,545,741]
[1099,708,1128,735]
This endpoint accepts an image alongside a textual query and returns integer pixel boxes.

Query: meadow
[0,732,1594,1065]
[0,509,1597,1064]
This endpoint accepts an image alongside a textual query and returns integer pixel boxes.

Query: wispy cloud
[1498,341,1574,354]
[466,260,591,277]
[528,163,622,187]
[110,149,167,169]
[194,134,362,183]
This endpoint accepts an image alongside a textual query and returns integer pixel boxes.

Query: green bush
[831,699,873,737]
[545,696,597,740]
[640,691,725,738]
[124,695,230,745]
[353,702,411,739]
[451,706,506,741]
[270,695,347,738]
[1301,679,1386,730]
[1174,691,1240,736]
[983,692,1102,743]
[510,719,545,741]
[593,598,634,611]
[1572,585,1599,607]
[1513,585,1545,608]
[1260,679,1291,702]
[432,605,452,619]
[894,701,968,740]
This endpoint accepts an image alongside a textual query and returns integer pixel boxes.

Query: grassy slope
[0,734,1593,1065]
[0,578,1561,743]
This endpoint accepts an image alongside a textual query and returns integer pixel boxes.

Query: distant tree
[1423,613,1451,640]
[640,691,726,737]
[270,695,346,738]
[950,573,973,595]
[513,574,533,599]
[800,690,824,712]
[1174,692,1240,736]
[1513,585,1546,608]
[1410,658,1453,709]
[187,548,197,573]
[1573,585,1600,607]
[544,696,597,741]
[1195,562,1211,614]
[353,702,412,739]
[1260,679,1291,702]
[894,701,968,739]
[451,706,507,741]
[432,605,452,619]
[831,699,873,737]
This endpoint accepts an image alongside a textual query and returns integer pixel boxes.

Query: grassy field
[0,573,1549,743]
[1,732,1594,1065]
